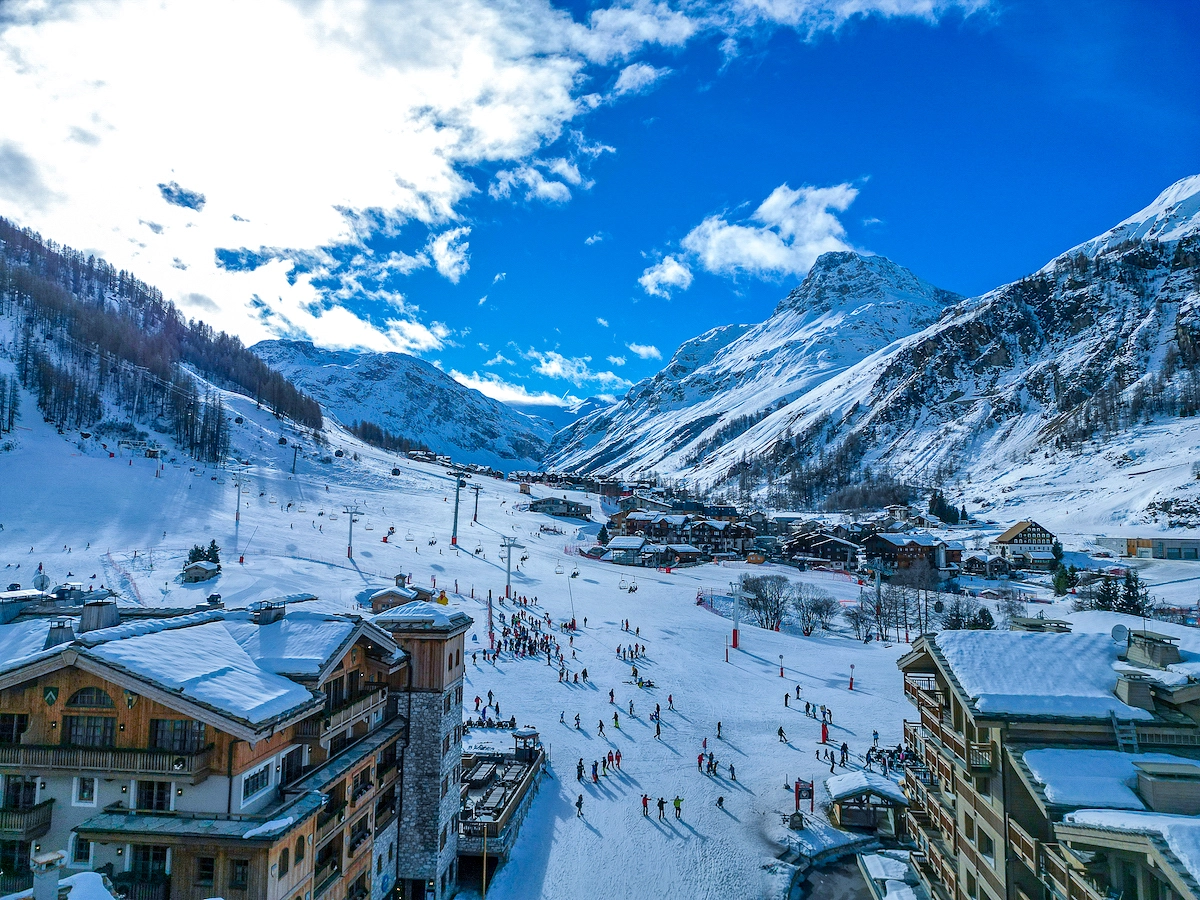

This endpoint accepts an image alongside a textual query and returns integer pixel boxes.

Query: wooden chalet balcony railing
[959,835,1004,898]
[958,779,1002,835]
[0,743,214,780]
[904,720,923,751]
[904,674,946,709]
[316,800,346,846]
[968,741,994,772]
[0,799,53,841]
[1041,844,1106,900]
[323,688,388,741]
[1009,818,1039,874]
[920,705,967,764]
[313,861,340,899]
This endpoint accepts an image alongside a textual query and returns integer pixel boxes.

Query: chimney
[30,850,64,900]
[1116,673,1155,711]
[43,619,75,649]
[253,601,286,625]
[79,599,120,633]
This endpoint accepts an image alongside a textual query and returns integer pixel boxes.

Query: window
[978,830,995,864]
[439,826,447,851]
[131,846,168,881]
[279,847,289,877]
[966,873,977,900]
[294,836,305,864]
[149,719,207,753]
[447,653,453,672]
[0,713,28,744]
[229,858,249,889]
[136,781,171,811]
[74,776,96,806]
[455,649,460,668]
[195,857,215,886]
[66,687,114,708]
[62,715,115,748]
[455,686,463,704]
[974,775,990,797]
[443,693,451,714]
[71,836,92,866]
[242,763,271,803]
[4,776,35,810]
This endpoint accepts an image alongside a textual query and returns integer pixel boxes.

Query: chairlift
[269,496,277,504]
[571,565,580,578]
[618,577,628,591]
[520,553,529,563]
[298,506,306,513]
[628,579,638,593]
[475,542,484,554]
[329,514,339,521]
[428,537,437,546]
[365,521,374,531]
[405,532,414,542]
[555,563,565,575]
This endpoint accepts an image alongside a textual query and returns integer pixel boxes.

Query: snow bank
[242,815,295,839]
[934,631,1151,720]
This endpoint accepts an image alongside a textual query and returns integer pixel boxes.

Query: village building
[898,622,1200,900]
[370,575,436,615]
[527,497,592,520]
[862,533,949,573]
[961,552,1010,579]
[180,560,220,584]
[1096,537,1200,561]
[989,520,1056,563]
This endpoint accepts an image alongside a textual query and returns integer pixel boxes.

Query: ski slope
[0,378,915,900]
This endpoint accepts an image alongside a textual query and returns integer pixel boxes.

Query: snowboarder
[576,794,584,817]
[609,689,615,704]
[796,684,802,700]
[613,712,620,729]
[784,693,789,708]
[574,714,581,729]
[673,796,683,819]
[778,726,787,742]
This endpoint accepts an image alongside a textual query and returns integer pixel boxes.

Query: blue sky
[1,0,1197,415]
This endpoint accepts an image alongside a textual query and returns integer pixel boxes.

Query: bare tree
[740,574,791,631]
[792,583,838,636]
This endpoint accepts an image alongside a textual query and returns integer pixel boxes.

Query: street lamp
[779,655,784,678]
[849,664,855,691]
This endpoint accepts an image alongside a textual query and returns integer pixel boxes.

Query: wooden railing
[1042,843,1070,899]
[904,674,946,709]
[0,744,213,780]
[968,742,994,772]
[314,861,340,899]
[316,800,346,845]
[1009,819,1039,874]
[324,688,387,739]
[904,720,922,751]
[920,705,966,763]
[0,799,53,841]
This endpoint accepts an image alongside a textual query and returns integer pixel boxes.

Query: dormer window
[66,687,114,708]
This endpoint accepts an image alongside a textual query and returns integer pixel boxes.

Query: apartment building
[898,623,1200,900]
[0,595,469,900]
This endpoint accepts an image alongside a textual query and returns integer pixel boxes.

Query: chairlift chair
[629,579,638,593]
[555,563,565,575]
[405,532,414,542]
[618,577,628,591]
[571,565,580,578]
[365,521,374,531]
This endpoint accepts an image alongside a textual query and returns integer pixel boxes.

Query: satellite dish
[1112,624,1129,643]
[33,573,50,592]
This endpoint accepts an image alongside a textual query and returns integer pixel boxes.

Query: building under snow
[898,621,1200,900]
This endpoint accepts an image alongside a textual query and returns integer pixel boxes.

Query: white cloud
[0,0,980,352]
[606,354,626,366]
[596,317,609,327]
[638,254,693,297]
[477,295,488,306]
[585,232,604,245]
[492,271,506,283]
[484,351,514,366]
[679,182,857,278]
[451,370,578,407]
[626,342,661,360]
[526,349,633,389]
[427,226,471,282]
[613,62,671,96]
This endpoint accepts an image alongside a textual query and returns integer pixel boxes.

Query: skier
[668,694,674,710]
[576,794,584,817]
[560,711,565,724]
[574,714,581,729]
[716,796,725,810]
[796,684,802,700]
[628,700,634,716]
[577,758,584,781]
[673,796,683,819]
[598,720,605,736]
[592,761,599,782]
[642,794,650,816]
[615,750,622,769]
[613,711,620,729]
[657,797,666,820]
[717,721,722,739]
[607,750,614,769]
[655,720,661,740]
[784,693,789,708]
[729,763,736,781]
[609,689,615,704]
[697,752,704,772]
[778,726,787,742]
[873,729,879,747]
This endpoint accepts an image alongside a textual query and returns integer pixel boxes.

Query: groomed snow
[933,631,1153,720]
[1023,749,1200,810]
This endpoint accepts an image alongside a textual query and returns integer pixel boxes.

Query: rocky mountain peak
[774,251,959,316]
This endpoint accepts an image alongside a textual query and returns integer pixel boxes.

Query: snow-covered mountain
[546,251,962,477]
[548,176,1200,525]
[253,340,553,471]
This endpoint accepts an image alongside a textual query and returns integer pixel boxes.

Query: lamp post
[779,654,784,678]
[849,664,855,691]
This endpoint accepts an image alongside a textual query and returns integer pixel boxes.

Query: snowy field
[0,381,914,900]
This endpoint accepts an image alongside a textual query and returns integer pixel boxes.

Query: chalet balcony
[316,800,347,846]
[1041,844,1107,900]
[968,741,994,772]
[322,687,388,742]
[347,820,372,858]
[0,799,53,841]
[919,705,966,765]
[314,860,341,899]
[0,873,32,896]
[0,743,214,783]
[904,674,946,710]
[350,780,374,805]
[1009,818,1040,874]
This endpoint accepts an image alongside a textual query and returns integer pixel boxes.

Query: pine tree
[1052,564,1070,596]
[205,540,221,565]
[597,524,609,545]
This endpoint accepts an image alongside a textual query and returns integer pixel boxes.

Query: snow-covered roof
[370,584,418,601]
[825,771,907,804]
[0,870,118,900]
[86,620,317,725]
[223,610,358,677]
[184,559,219,572]
[372,601,471,632]
[1063,809,1200,884]
[607,536,647,550]
[875,532,943,548]
[1026,551,1057,560]
[933,630,1154,720]
[1023,749,1200,810]
[665,544,704,554]
[862,853,910,882]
